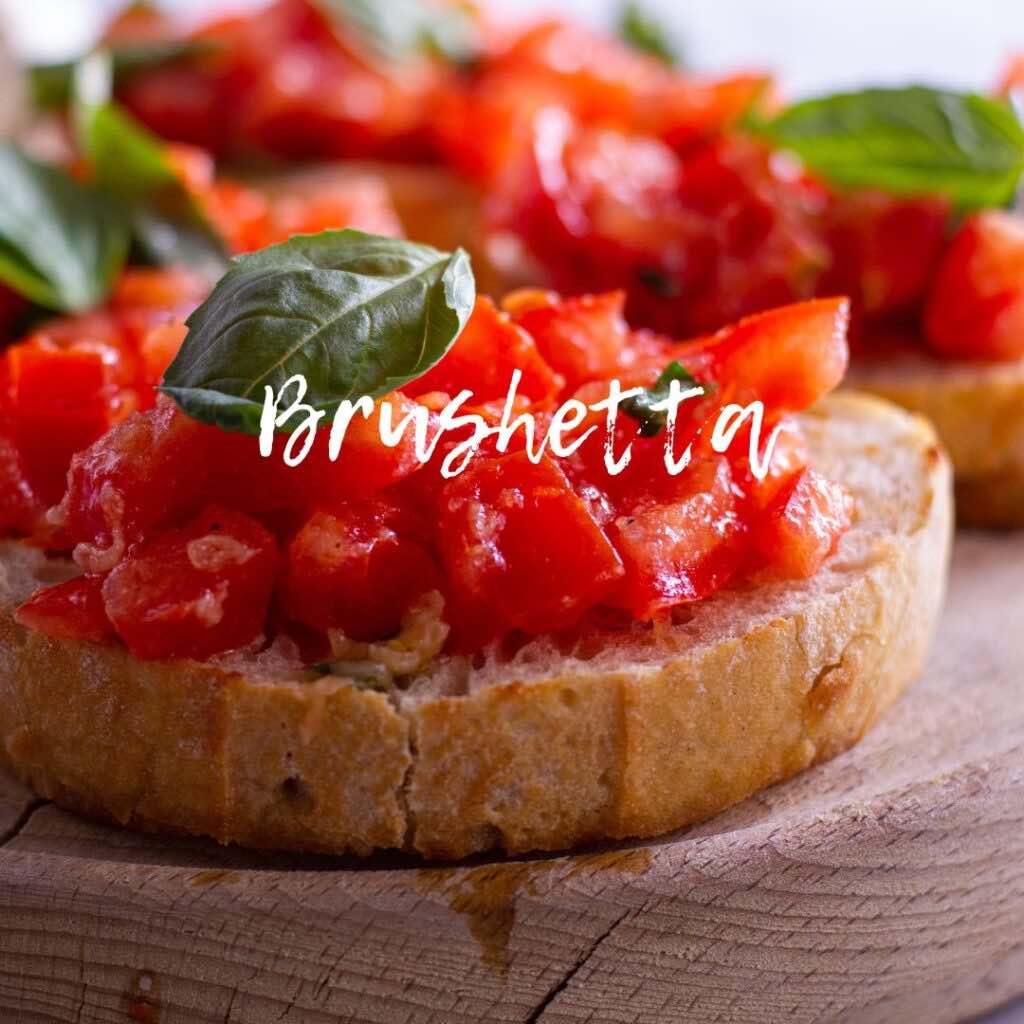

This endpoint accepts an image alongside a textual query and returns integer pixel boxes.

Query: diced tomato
[753,468,853,579]
[15,575,114,644]
[688,297,850,412]
[924,211,1024,361]
[735,417,809,512]
[119,63,235,155]
[0,434,45,535]
[497,119,830,338]
[201,180,273,254]
[164,143,217,193]
[405,296,563,404]
[438,452,624,643]
[821,190,950,323]
[479,19,768,148]
[265,177,404,244]
[110,267,209,319]
[101,505,278,660]
[58,402,213,573]
[609,456,744,617]
[6,345,119,505]
[138,321,188,388]
[209,393,426,517]
[279,500,440,641]
[512,291,632,390]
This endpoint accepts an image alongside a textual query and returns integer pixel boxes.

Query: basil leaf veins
[748,86,1024,209]
[160,230,476,434]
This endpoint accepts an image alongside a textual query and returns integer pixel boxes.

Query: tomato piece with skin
[439,452,624,644]
[0,433,45,535]
[209,392,427,517]
[821,189,950,324]
[16,575,114,644]
[102,505,278,660]
[734,417,809,512]
[924,211,1024,361]
[279,499,440,641]
[404,296,563,405]
[608,455,745,617]
[58,401,214,574]
[511,291,632,390]
[138,321,188,388]
[6,344,120,505]
[686,297,850,413]
[753,468,853,579]
[264,176,404,244]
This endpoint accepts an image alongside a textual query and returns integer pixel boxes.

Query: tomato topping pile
[0,268,208,533]
[0,128,404,542]
[113,0,454,162]
[19,293,853,663]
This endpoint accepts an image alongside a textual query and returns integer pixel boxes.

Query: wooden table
[1,532,1022,1024]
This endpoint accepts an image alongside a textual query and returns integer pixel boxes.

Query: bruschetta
[0,231,953,858]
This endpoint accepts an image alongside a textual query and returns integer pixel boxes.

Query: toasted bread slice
[850,352,1024,528]
[0,394,952,859]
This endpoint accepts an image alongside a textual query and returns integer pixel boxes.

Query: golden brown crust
[0,616,409,855]
[0,395,952,859]
[850,351,1024,528]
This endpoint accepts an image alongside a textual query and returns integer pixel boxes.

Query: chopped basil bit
[622,360,706,438]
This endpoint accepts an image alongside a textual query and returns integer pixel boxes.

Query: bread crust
[0,395,952,859]
[850,351,1024,528]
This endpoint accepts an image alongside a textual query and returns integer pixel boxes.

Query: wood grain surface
[0,532,1022,1024]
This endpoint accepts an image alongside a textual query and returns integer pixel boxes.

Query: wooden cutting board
[1,532,1022,1024]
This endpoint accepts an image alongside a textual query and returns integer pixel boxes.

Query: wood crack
[0,798,46,849]
[525,910,629,1023]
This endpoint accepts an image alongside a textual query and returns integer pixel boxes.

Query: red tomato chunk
[16,575,114,644]
[280,501,440,641]
[101,505,278,660]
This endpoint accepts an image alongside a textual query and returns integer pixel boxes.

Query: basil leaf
[29,39,212,112]
[618,2,681,67]
[315,0,477,66]
[622,361,704,437]
[160,230,476,434]
[749,86,1024,209]
[0,141,129,312]
[74,52,230,281]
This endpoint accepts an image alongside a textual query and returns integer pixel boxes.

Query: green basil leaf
[618,2,681,67]
[622,361,704,437]
[315,0,477,66]
[160,230,476,434]
[29,39,213,112]
[0,141,129,311]
[748,86,1024,209]
[74,52,230,281]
